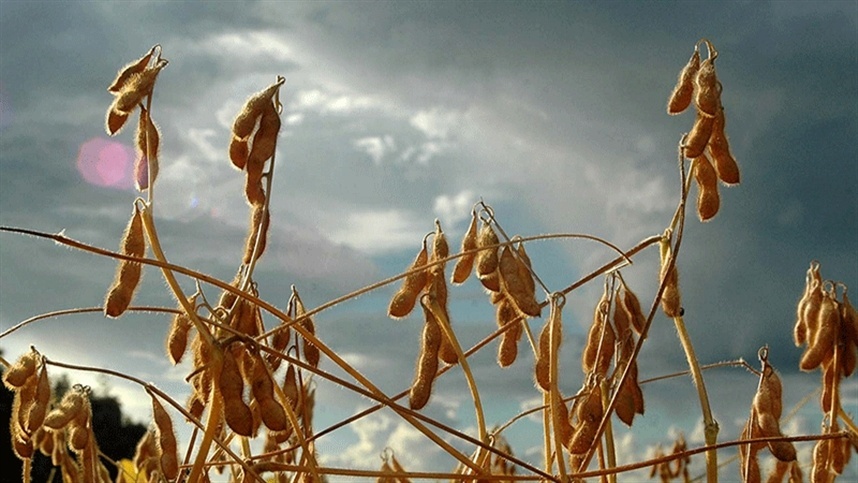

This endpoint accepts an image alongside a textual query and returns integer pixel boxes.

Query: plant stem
[673,313,719,482]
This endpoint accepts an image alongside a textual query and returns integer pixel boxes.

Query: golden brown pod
[475,222,501,292]
[568,387,603,455]
[388,242,429,319]
[795,262,823,346]
[3,350,38,389]
[683,110,715,159]
[667,47,701,115]
[104,205,146,318]
[582,289,615,378]
[693,154,720,222]
[229,135,250,171]
[107,45,159,93]
[249,355,288,432]
[150,395,179,480]
[243,203,270,264]
[293,291,321,368]
[111,60,168,115]
[409,297,442,410]
[105,108,130,136]
[694,58,720,117]
[707,107,740,185]
[219,348,254,437]
[134,107,160,191]
[167,306,193,365]
[498,246,541,317]
[800,293,840,371]
[496,296,523,368]
[232,80,284,140]
[451,211,478,284]
[247,101,281,166]
[25,365,51,434]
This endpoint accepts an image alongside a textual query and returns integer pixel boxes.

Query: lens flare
[77,138,135,189]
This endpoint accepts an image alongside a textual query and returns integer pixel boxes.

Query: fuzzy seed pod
[69,424,90,452]
[388,242,429,319]
[568,387,603,454]
[106,108,130,136]
[811,438,832,483]
[582,291,616,378]
[667,47,701,115]
[475,222,501,292]
[683,110,715,159]
[820,361,835,413]
[134,108,160,191]
[167,309,193,365]
[451,211,478,284]
[43,389,86,430]
[12,433,34,460]
[496,296,523,368]
[620,284,646,335]
[615,361,644,427]
[753,365,796,462]
[551,392,574,448]
[694,154,721,221]
[108,46,158,93]
[104,205,146,318]
[267,315,292,371]
[795,263,823,346]
[498,246,541,317]
[232,81,283,140]
[694,58,720,117]
[247,102,281,166]
[219,349,254,437]
[293,292,321,369]
[410,297,442,410]
[111,60,168,115]
[3,350,38,389]
[243,205,270,266]
[244,154,267,206]
[800,294,840,371]
[150,395,179,480]
[26,365,51,434]
[248,355,288,432]
[229,135,250,171]
[707,107,739,185]
[534,309,561,392]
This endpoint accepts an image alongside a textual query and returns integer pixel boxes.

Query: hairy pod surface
[3,351,38,389]
[694,58,720,117]
[104,205,146,318]
[496,296,523,368]
[475,222,501,292]
[498,246,541,317]
[451,211,478,284]
[683,110,715,159]
[388,242,429,319]
[243,204,270,264]
[707,107,740,185]
[800,294,840,371]
[410,298,442,410]
[219,348,254,436]
[134,108,160,191]
[667,47,701,115]
[108,46,158,93]
[294,293,321,368]
[694,154,720,221]
[150,395,179,480]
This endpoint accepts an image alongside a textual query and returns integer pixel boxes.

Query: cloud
[323,208,426,255]
[352,135,396,165]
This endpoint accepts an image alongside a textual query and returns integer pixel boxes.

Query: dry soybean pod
[409,297,442,410]
[707,106,740,185]
[104,203,146,318]
[683,109,715,159]
[388,236,430,319]
[107,45,159,93]
[451,209,478,284]
[800,292,840,372]
[219,345,254,436]
[475,221,501,292]
[149,392,179,480]
[498,245,540,317]
[693,154,720,222]
[667,46,701,115]
[134,106,160,191]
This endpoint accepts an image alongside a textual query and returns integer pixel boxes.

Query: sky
[1,0,856,480]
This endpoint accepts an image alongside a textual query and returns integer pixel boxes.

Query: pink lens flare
[76,137,135,190]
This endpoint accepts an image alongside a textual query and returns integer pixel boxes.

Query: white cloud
[325,209,426,255]
[178,31,295,63]
[353,135,396,165]
[410,108,462,140]
[291,88,388,115]
[433,190,477,229]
